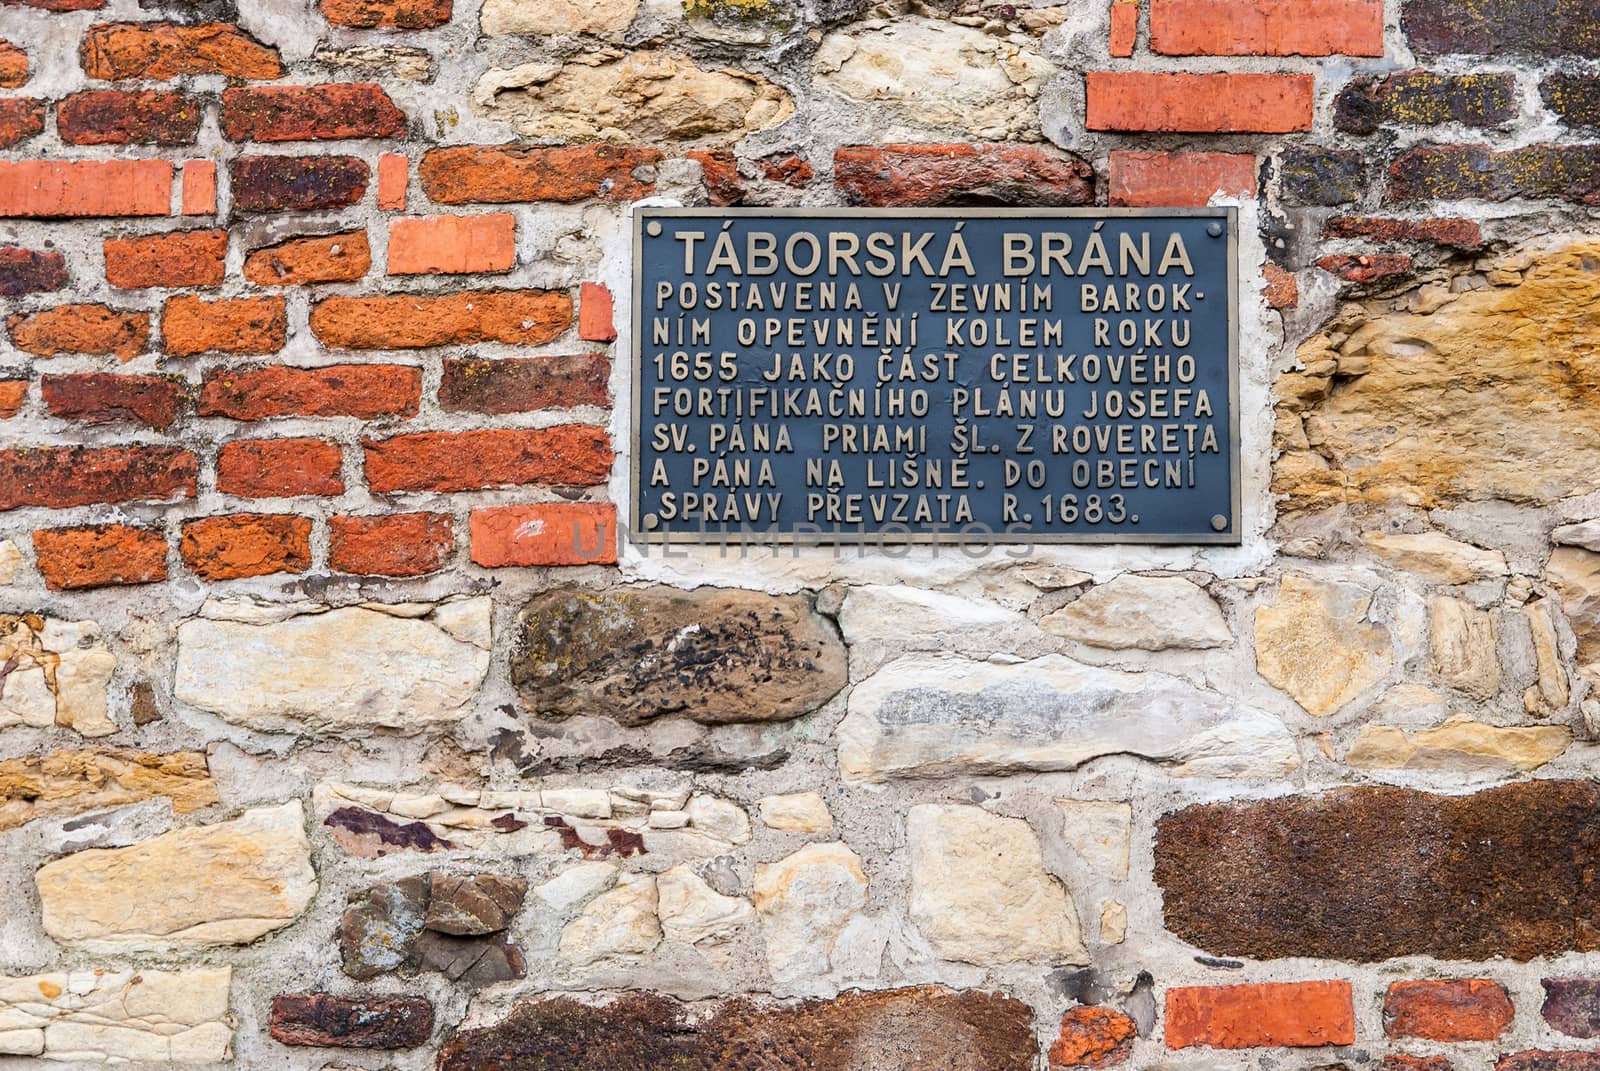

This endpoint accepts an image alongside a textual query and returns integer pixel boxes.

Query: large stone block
[1254,575,1393,716]
[0,968,232,1063]
[0,614,116,737]
[1154,781,1600,961]
[513,585,846,727]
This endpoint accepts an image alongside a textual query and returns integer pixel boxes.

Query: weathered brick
[180,514,311,580]
[1108,150,1255,206]
[1542,74,1600,129]
[0,39,28,88]
[0,246,66,295]
[8,304,148,359]
[3,0,104,9]
[377,152,407,209]
[387,213,515,275]
[104,230,226,289]
[181,160,216,216]
[439,355,609,413]
[1388,144,1600,204]
[1277,146,1366,205]
[320,0,452,28]
[0,380,24,418]
[221,83,405,142]
[217,437,344,497]
[1404,0,1600,58]
[33,524,167,590]
[1383,1056,1454,1071]
[199,364,420,420]
[1263,262,1298,309]
[760,152,813,187]
[1383,980,1513,1042]
[0,160,170,217]
[1150,0,1382,55]
[162,296,286,356]
[1542,979,1600,1039]
[1109,0,1137,56]
[1322,215,1483,248]
[1317,253,1412,283]
[329,512,453,576]
[244,231,371,285]
[1154,781,1600,961]
[310,290,571,349]
[58,89,201,145]
[419,144,662,204]
[1165,982,1355,1050]
[231,155,369,213]
[1335,71,1518,135]
[579,282,616,343]
[1498,1053,1600,1071]
[469,502,618,567]
[41,373,185,430]
[364,426,612,493]
[0,98,44,147]
[1087,71,1314,132]
[834,144,1094,206]
[81,22,284,80]
[1050,1006,1137,1069]
[270,994,433,1050]
[0,445,196,510]
[688,149,742,206]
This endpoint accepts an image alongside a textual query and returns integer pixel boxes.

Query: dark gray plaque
[631,207,1239,544]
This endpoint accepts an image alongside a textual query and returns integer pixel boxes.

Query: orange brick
[470,502,617,567]
[377,151,407,209]
[387,213,515,275]
[1110,1,1138,56]
[1086,71,1314,132]
[310,290,571,349]
[1383,980,1513,1043]
[1150,0,1383,56]
[161,295,286,356]
[34,524,168,590]
[216,437,345,498]
[329,512,453,576]
[8,304,149,359]
[1263,262,1299,308]
[81,22,284,80]
[104,229,226,288]
[579,281,617,342]
[0,380,25,418]
[1166,981,1355,1050]
[1109,151,1256,206]
[180,513,311,580]
[244,231,371,285]
[364,426,612,493]
[0,39,28,89]
[199,364,419,419]
[181,160,215,215]
[0,159,171,218]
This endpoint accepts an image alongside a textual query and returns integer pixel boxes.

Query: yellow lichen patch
[0,749,218,831]
[1275,240,1600,514]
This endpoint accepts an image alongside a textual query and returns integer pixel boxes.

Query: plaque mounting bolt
[1207,222,1224,238]
[646,221,663,237]
[642,513,660,530]
[1210,514,1229,531]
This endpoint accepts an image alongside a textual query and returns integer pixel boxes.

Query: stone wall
[2,0,1600,1068]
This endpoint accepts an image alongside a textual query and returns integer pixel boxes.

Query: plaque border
[629,206,1242,546]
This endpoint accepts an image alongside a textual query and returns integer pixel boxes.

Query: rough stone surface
[1254,574,1393,715]
[35,800,316,950]
[1058,800,1132,879]
[1542,978,1600,1038]
[1040,574,1231,650]
[1154,781,1600,961]
[0,749,217,830]
[1428,595,1502,698]
[1345,715,1569,774]
[513,585,846,727]
[1050,1006,1136,1069]
[559,872,660,966]
[1361,531,1509,584]
[908,804,1085,966]
[0,614,117,737]
[480,0,637,35]
[838,654,1297,782]
[269,994,434,1049]
[753,842,868,984]
[658,864,754,944]
[0,969,233,1063]
[1547,547,1600,675]
[757,792,833,833]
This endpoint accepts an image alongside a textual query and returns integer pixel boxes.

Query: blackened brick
[1335,71,1517,135]
[1278,146,1367,205]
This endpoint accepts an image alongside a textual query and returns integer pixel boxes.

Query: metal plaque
[631,207,1240,544]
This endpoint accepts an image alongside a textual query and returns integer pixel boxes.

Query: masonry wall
[3,0,1600,1068]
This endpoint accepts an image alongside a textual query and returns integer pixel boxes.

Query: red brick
[320,0,451,28]
[6,0,105,9]
[9,304,149,359]
[439,355,609,413]
[329,512,453,576]
[364,426,612,493]
[217,437,344,497]
[81,22,283,80]
[33,524,167,590]
[58,89,201,145]
[199,364,421,420]
[231,155,369,213]
[181,160,215,215]
[387,213,515,275]
[1110,1,1138,56]
[1322,216,1483,249]
[835,143,1094,206]
[1150,0,1382,55]
[1317,253,1412,283]
[0,246,66,295]
[1498,1054,1600,1071]
[243,231,371,285]
[689,149,743,206]
[469,503,617,567]
[1383,980,1513,1042]
[1263,263,1299,309]
[377,152,407,209]
[180,513,310,580]
[0,380,25,418]
[419,144,662,204]
[1086,71,1314,132]
[1109,150,1256,206]
[104,229,226,288]
[760,152,813,187]
[0,39,29,88]
[1383,1057,1453,1071]
[310,290,571,349]
[1165,981,1355,1050]
[579,282,616,343]
[221,83,405,142]
[1050,1006,1137,1069]
[0,98,44,147]
[0,445,196,510]
[162,295,286,356]
[41,373,184,430]
[0,160,171,217]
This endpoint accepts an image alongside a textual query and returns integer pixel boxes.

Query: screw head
[646,221,663,237]
[642,513,660,530]
[1210,514,1229,532]
[1207,222,1224,238]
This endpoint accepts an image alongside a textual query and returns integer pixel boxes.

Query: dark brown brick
[834,144,1094,207]
[1277,146,1366,206]
[58,89,201,145]
[1335,71,1517,135]
[231,155,369,213]
[41,373,185,430]
[1388,144,1600,204]
[1154,781,1600,962]
[0,445,196,510]
[1497,1054,1600,1071]
[0,246,65,295]
[1404,0,1600,57]
[1322,216,1484,249]
[1543,74,1600,129]
[221,83,405,142]
[439,355,609,414]
[1543,980,1600,1039]
[270,994,433,1049]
